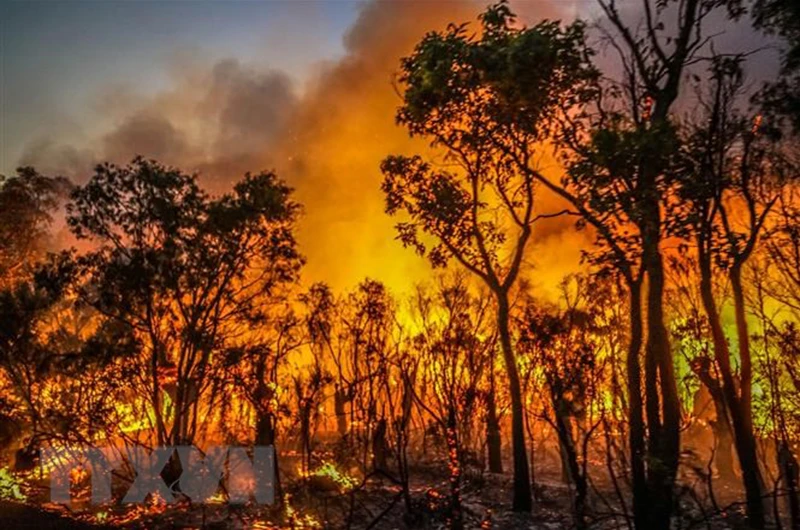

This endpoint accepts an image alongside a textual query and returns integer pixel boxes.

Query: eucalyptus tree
[0,167,70,287]
[381,4,596,510]
[67,157,303,448]
[675,55,794,526]
[517,1,747,525]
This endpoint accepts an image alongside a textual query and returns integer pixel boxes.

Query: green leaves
[64,158,303,383]
[396,5,597,152]
[0,167,71,286]
[383,3,596,282]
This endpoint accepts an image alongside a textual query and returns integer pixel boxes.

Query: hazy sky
[1,1,359,175]
[1,0,776,176]
[0,0,781,292]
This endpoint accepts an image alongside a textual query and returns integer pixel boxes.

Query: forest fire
[2,0,800,529]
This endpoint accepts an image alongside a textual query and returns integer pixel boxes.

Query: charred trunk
[255,411,282,501]
[446,409,464,530]
[626,280,649,529]
[699,256,765,528]
[334,384,348,438]
[779,441,800,530]
[644,234,681,530]
[486,381,503,474]
[497,292,533,512]
[692,355,737,483]
[712,416,737,483]
[553,401,587,530]
[372,418,388,472]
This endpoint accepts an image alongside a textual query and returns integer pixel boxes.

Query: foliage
[0,168,70,286]
[66,157,303,445]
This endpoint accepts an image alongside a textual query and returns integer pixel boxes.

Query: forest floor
[0,457,756,529]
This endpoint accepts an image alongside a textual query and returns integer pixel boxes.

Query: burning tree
[0,256,135,465]
[334,280,397,475]
[0,169,127,465]
[406,273,496,529]
[516,276,608,529]
[66,157,303,450]
[0,167,70,288]
[514,1,752,526]
[4,2,800,529]
[381,4,596,511]
[672,54,796,524]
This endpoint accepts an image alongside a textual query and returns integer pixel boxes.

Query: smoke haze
[18,0,597,296]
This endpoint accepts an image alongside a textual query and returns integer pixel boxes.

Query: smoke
[103,114,190,164]
[271,0,481,292]
[266,0,588,294]
[19,0,588,297]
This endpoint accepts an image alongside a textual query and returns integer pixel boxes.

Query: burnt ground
[0,500,112,529]
[0,455,756,529]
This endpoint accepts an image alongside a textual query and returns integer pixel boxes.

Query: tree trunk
[486,383,504,474]
[730,264,766,528]
[553,401,587,530]
[691,352,736,483]
[779,440,800,530]
[626,280,649,529]
[372,418,388,471]
[256,410,282,502]
[446,409,464,530]
[334,384,348,438]
[730,265,752,419]
[713,418,737,483]
[300,400,312,473]
[497,292,533,512]
[644,236,681,530]
[699,258,765,528]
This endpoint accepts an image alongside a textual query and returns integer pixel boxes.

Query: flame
[284,493,323,528]
[297,460,359,492]
[0,468,27,501]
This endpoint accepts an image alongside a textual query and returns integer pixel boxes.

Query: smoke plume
[20,0,588,296]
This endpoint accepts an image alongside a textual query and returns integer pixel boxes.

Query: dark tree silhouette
[407,273,496,529]
[0,168,70,286]
[524,2,746,526]
[754,0,800,130]
[675,55,794,526]
[67,157,303,447]
[381,4,595,511]
[517,276,606,530]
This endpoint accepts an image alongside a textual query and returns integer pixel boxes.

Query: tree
[337,279,396,474]
[0,255,132,459]
[407,273,496,529]
[757,178,800,528]
[0,258,73,446]
[222,301,304,501]
[517,1,746,526]
[750,245,800,530]
[67,157,303,448]
[674,55,793,526]
[753,0,800,130]
[517,276,607,530]
[666,257,738,483]
[0,168,70,287]
[381,4,596,511]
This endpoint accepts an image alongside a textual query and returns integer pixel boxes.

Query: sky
[0,0,780,295]
[1,1,359,175]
